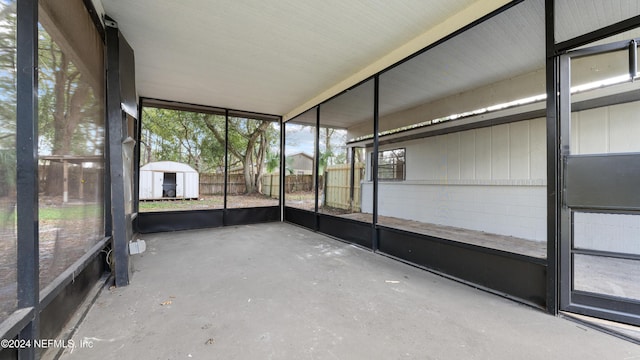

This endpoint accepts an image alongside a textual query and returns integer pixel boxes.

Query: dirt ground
[139,194,279,212]
[283,191,354,216]
[0,196,17,323]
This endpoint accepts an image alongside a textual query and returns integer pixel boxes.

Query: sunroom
[1,0,640,359]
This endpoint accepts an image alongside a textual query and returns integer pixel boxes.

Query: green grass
[139,198,223,212]
[0,203,101,224]
[39,204,102,221]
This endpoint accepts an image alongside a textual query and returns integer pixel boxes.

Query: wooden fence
[260,174,320,196]
[261,173,280,198]
[200,173,247,195]
[201,164,364,211]
[323,163,364,211]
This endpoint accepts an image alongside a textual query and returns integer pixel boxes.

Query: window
[372,148,405,181]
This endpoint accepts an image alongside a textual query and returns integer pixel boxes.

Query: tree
[204,116,277,194]
[0,1,16,197]
[265,149,280,174]
[140,108,225,172]
[142,110,280,196]
[318,127,347,173]
[38,27,103,196]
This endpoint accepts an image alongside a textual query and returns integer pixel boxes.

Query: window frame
[370,147,406,181]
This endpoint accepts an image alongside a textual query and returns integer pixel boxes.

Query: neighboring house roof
[286,152,313,160]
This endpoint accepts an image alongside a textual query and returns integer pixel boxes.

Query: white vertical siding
[474,127,492,179]
[609,102,640,153]
[446,133,460,180]
[529,117,546,179]
[152,172,163,198]
[491,123,510,179]
[185,172,199,198]
[459,130,475,179]
[367,117,547,242]
[176,172,185,198]
[509,121,530,179]
[139,171,153,199]
[364,100,640,245]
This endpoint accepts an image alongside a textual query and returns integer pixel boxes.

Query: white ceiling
[379,0,546,118]
[290,0,546,128]
[289,0,640,129]
[99,0,640,125]
[99,0,484,116]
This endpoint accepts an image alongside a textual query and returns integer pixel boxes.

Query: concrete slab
[60,223,639,359]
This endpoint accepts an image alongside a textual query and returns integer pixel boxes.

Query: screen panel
[139,107,225,212]
[0,0,17,323]
[284,108,317,211]
[37,0,106,289]
[376,0,547,258]
[555,0,640,44]
[226,115,280,209]
[318,79,373,223]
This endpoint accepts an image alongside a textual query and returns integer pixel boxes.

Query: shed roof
[140,161,197,173]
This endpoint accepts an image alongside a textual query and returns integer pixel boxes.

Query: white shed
[139,161,199,200]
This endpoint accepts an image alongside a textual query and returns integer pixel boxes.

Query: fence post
[323,171,328,208]
[270,173,273,198]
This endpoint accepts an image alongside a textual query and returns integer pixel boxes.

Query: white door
[176,172,184,198]
[559,40,640,326]
[139,171,153,199]
[185,172,199,198]
[153,172,163,198]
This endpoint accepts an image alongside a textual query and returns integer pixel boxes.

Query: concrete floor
[59,223,640,360]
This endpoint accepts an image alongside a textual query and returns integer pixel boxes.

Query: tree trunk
[243,152,253,193]
[242,121,270,194]
[255,133,266,194]
[44,52,90,197]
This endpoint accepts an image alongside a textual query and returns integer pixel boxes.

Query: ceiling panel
[101,0,640,129]
[320,79,375,129]
[380,0,546,118]
[100,0,482,115]
[555,0,640,43]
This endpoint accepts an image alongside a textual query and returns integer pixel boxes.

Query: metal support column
[372,75,380,252]
[314,106,320,230]
[349,147,355,211]
[280,116,285,221]
[630,39,637,81]
[133,99,143,216]
[16,0,40,356]
[544,0,559,315]
[223,109,229,210]
[106,21,129,286]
